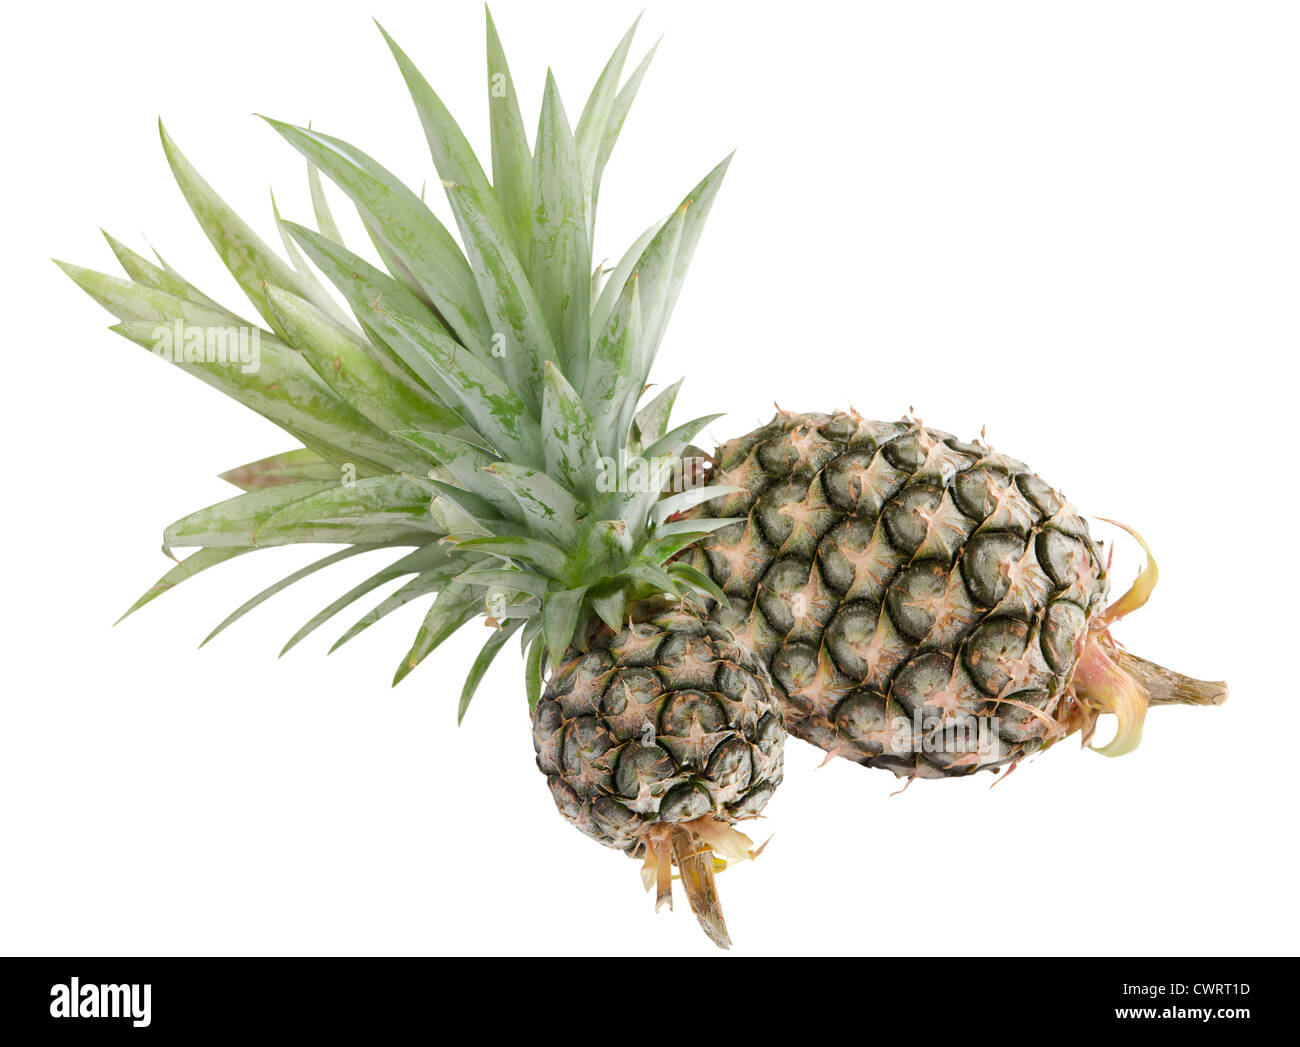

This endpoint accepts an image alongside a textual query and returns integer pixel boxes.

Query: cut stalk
[651,832,673,913]
[670,825,731,949]
[1113,648,1228,707]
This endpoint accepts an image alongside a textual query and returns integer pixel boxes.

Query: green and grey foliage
[61,12,735,719]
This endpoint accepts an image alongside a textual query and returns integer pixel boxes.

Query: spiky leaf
[531,74,590,388]
[541,362,598,497]
[264,118,491,350]
[485,7,532,259]
[158,122,310,332]
[459,620,522,722]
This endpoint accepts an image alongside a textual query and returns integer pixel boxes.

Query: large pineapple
[59,12,781,946]
[682,410,1227,777]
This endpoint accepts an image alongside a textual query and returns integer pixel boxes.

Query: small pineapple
[534,604,782,947]
[683,410,1227,777]
[60,12,780,946]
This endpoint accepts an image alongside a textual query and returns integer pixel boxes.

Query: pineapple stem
[652,833,673,913]
[1111,647,1228,707]
[669,825,732,950]
[1070,635,1228,758]
[1065,519,1227,755]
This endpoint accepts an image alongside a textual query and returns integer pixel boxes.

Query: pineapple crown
[58,9,741,717]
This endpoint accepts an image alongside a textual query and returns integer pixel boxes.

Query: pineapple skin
[532,606,784,854]
[684,411,1110,778]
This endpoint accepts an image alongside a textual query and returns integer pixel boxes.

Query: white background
[3,0,1297,956]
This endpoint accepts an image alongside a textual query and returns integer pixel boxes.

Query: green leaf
[589,40,659,222]
[201,544,380,647]
[270,190,357,331]
[60,262,406,468]
[118,546,255,623]
[384,310,543,468]
[627,562,679,596]
[612,155,736,454]
[630,378,682,453]
[393,430,498,470]
[459,619,522,723]
[422,477,507,528]
[574,517,634,574]
[635,155,734,369]
[263,118,491,350]
[265,285,461,436]
[330,568,453,653]
[393,579,483,685]
[306,156,344,243]
[219,448,356,490]
[281,545,449,655]
[483,462,582,547]
[667,561,729,607]
[392,431,521,522]
[485,7,532,260]
[574,16,640,232]
[640,413,724,463]
[591,217,662,338]
[542,586,587,668]
[650,516,742,539]
[282,222,464,397]
[589,586,627,631]
[531,73,591,388]
[453,535,568,578]
[584,271,641,459]
[640,531,714,566]
[487,598,542,621]
[105,318,409,475]
[620,454,681,542]
[443,179,559,416]
[524,632,546,712]
[357,211,445,320]
[591,259,611,304]
[67,268,389,464]
[101,231,234,317]
[228,476,439,541]
[623,202,684,390]
[58,261,260,329]
[540,362,598,497]
[377,23,515,255]
[454,566,549,598]
[163,478,437,550]
[158,121,310,332]
[651,483,745,526]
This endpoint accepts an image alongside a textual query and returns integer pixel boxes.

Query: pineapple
[535,603,782,947]
[58,12,781,946]
[682,410,1227,777]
